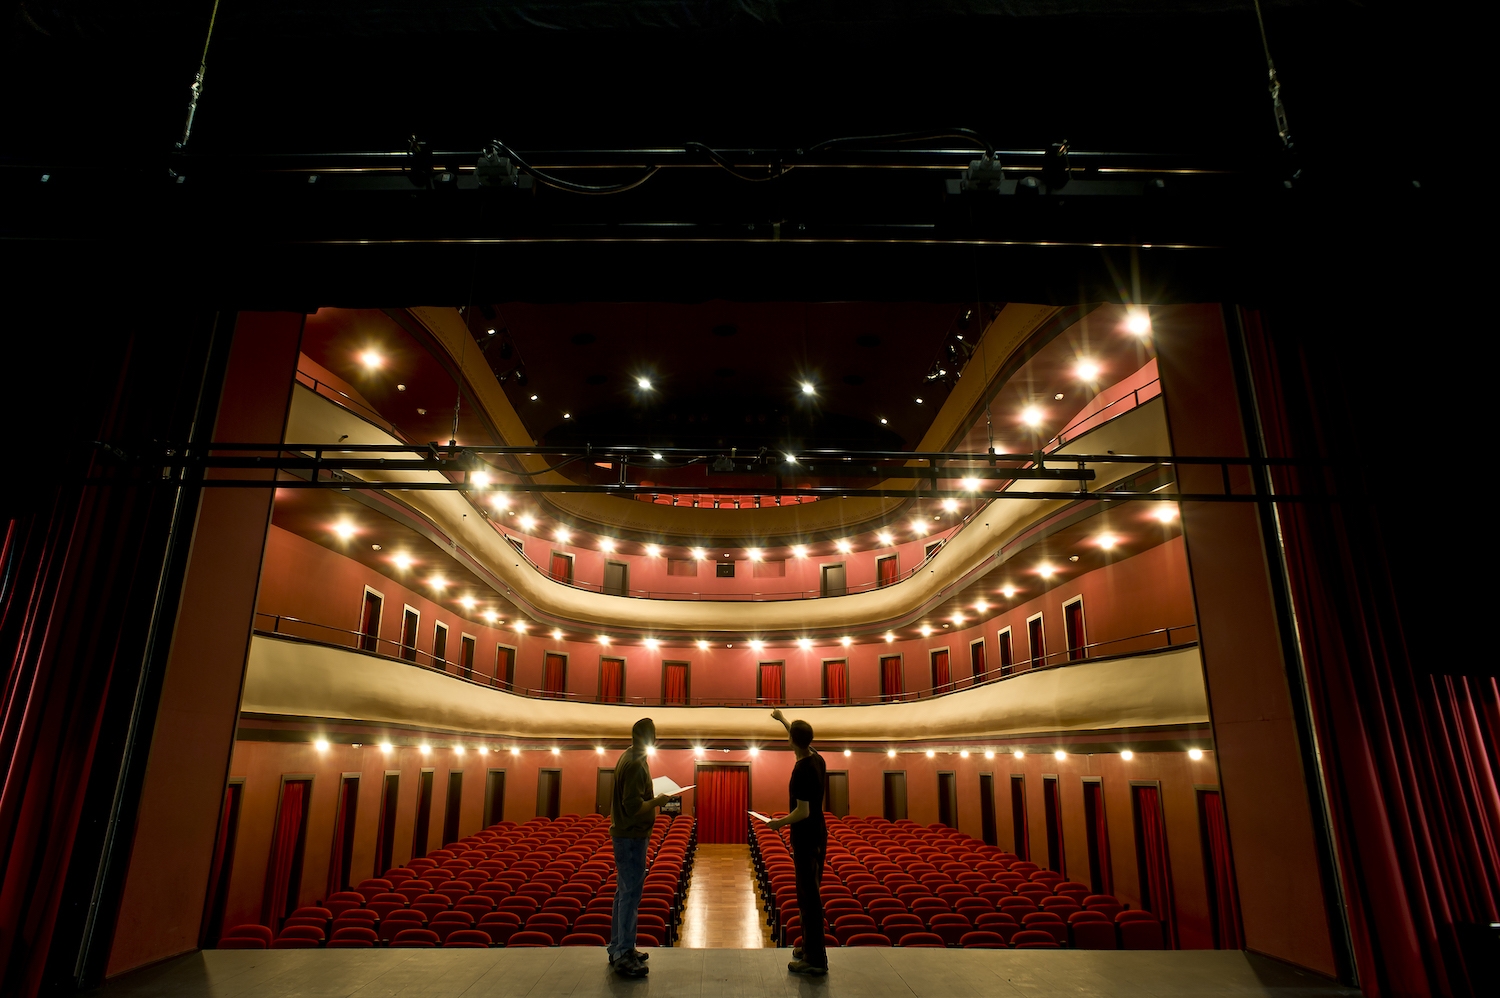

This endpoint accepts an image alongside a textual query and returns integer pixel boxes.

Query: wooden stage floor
[98,949,1360,998]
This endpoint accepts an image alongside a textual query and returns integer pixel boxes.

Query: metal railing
[1044,378,1161,452]
[252,611,1197,708]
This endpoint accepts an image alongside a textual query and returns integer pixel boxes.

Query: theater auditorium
[0,3,1485,998]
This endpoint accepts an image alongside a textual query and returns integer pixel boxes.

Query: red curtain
[1200,790,1245,949]
[600,658,623,703]
[877,556,899,586]
[931,650,951,693]
[759,664,784,704]
[664,662,688,704]
[1085,780,1113,895]
[971,641,987,681]
[1132,785,1177,947]
[263,781,307,928]
[549,553,571,582]
[825,660,848,704]
[696,767,749,844]
[881,656,902,699]
[543,653,566,695]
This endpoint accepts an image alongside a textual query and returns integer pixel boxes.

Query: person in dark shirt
[608,717,673,977]
[766,708,828,976]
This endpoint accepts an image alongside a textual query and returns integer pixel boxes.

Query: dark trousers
[792,833,827,967]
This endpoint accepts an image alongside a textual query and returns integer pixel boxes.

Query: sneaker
[608,950,650,966]
[613,956,649,978]
[793,947,804,960]
[787,960,828,976]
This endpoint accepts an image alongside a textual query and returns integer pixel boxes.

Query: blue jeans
[609,836,648,960]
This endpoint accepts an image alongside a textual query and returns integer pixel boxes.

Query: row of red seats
[220,813,694,949]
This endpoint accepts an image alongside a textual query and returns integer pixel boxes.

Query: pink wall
[222,737,1220,947]
[258,526,1197,703]
[496,519,961,598]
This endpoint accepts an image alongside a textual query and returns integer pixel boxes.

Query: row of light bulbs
[311,739,1204,763]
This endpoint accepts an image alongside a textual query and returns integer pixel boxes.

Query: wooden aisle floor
[676,843,774,948]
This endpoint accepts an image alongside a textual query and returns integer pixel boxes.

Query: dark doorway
[1083,779,1113,895]
[603,561,628,596]
[496,645,516,687]
[931,649,952,693]
[1043,775,1065,874]
[1198,788,1245,949]
[543,653,567,696]
[400,607,419,661]
[938,771,958,828]
[1010,775,1030,860]
[827,771,850,817]
[595,769,615,816]
[883,771,908,821]
[1065,599,1087,661]
[998,630,1014,676]
[412,770,435,859]
[200,780,243,945]
[979,774,998,846]
[483,770,506,827]
[327,775,359,896]
[1028,615,1045,668]
[460,635,476,678]
[820,563,847,597]
[537,769,561,819]
[443,771,463,846]
[375,773,399,875]
[359,590,382,652]
[433,623,448,666]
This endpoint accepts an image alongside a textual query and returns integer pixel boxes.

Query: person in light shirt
[765,709,828,976]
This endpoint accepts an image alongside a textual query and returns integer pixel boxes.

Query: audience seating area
[219,813,695,949]
[751,814,1165,951]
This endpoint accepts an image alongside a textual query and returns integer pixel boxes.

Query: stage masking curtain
[931,650,951,692]
[971,642,987,681]
[696,766,748,844]
[1200,790,1245,949]
[664,662,688,704]
[1132,784,1177,947]
[759,664,784,704]
[543,653,566,695]
[881,656,902,699]
[263,781,307,929]
[600,658,623,703]
[825,660,848,704]
[203,784,239,942]
[1085,780,1113,895]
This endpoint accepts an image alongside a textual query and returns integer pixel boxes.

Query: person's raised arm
[771,708,790,733]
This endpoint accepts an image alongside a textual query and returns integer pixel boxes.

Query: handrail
[295,370,410,442]
[251,611,1198,708]
[1044,378,1161,452]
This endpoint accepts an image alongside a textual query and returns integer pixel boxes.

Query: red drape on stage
[971,641,987,681]
[1200,790,1245,949]
[931,650,951,693]
[263,781,307,929]
[600,658,623,703]
[759,664,784,704]
[696,767,749,844]
[881,656,902,699]
[549,553,571,582]
[203,784,239,942]
[824,660,848,704]
[1085,780,1113,896]
[1133,785,1177,947]
[543,653,566,695]
[664,662,688,704]
[877,556,899,587]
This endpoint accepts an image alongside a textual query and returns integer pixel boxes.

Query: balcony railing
[252,611,1198,708]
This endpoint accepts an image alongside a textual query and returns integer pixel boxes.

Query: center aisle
[676,844,774,948]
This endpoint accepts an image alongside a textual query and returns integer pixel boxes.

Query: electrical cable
[804,128,995,159]
[683,142,791,182]
[492,140,660,194]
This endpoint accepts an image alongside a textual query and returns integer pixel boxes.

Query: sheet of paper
[652,776,694,797]
[748,810,773,823]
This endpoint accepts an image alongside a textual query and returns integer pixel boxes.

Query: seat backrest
[1118,917,1165,950]
[391,928,439,947]
[560,932,606,946]
[444,929,493,947]
[1070,920,1118,950]
[1011,929,1060,947]
[221,924,273,944]
[331,926,379,944]
[901,932,945,947]
[846,933,892,946]
[275,925,324,942]
[960,930,1007,948]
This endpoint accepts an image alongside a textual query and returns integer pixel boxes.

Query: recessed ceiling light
[651,452,662,460]
[1098,533,1118,549]
[840,636,852,647]
[885,632,896,643]
[1013,750,1025,759]
[555,526,571,542]
[599,538,615,552]
[513,621,528,632]
[1055,750,1067,761]
[487,328,496,336]
[925,750,936,759]
[960,750,970,758]
[1125,310,1152,336]
[844,749,852,757]
[1038,563,1056,578]
[483,610,498,623]
[429,575,447,591]
[392,553,412,570]
[791,545,808,558]
[974,600,989,613]
[332,521,355,540]
[835,539,852,553]
[920,625,933,637]
[747,548,763,561]
[1189,748,1204,761]
[1154,504,1179,523]
[888,749,897,758]
[961,477,980,491]
[396,384,406,392]
[529,394,539,401]
[1054,393,1065,401]
[984,750,995,759]
[1076,360,1101,381]
[645,544,661,557]
[748,747,759,757]
[518,514,536,530]
[910,520,929,535]
[551,628,563,640]
[314,738,329,751]
[880,418,888,424]
[748,640,765,651]
[1022,405,1044,427]
[951,613,965,625]
[1121,749,1134,760]
[941,499,959,513]
[460,596,476,610]
[563,413,571,420]
[1001,585,1017,598]
[597,635,610,645]
[490,494,510,510]
[696,640,710,650]
[358,350,383,370]
[915,397,924,404]
[801,382,816,395]
[637,377,653,390]
[471,471,491,487]
[644,638,660,650]
[796,638,812,650]
[877,532,893,545]
[690,547,706,560]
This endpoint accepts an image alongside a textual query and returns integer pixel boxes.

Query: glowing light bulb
[796,638,812,650]
[314,739,329,751]
[429,575,448,591]
[959,750,970,759]
[1125,310,1151,336]
[332,521,356,540]
[1098,533,1118,550]
[460,596,476,610]
[1038,564,1056,578]
[748,640,765,651]
[1076,360,1101,381]
[748,747,759,757]
[651,452,662,460]
[510,747,520,756]
[490,494,510,511]
[1013,750,1025,759]
[1022,406,1044,427]
[961,477,980,491]
[599,537,615,552]
[552,747,561,756]
[645,544,661,557]
[596,746,605,755]
[693,746,704,758]
[747,548,763,561]
[910,520,929,535]
[478,746,489,755]
[359,349,383,370]
[379,742,393,753]
[597,635,611,646]
[920,625,933,637]
[513,621,528,632]
[1055,750,1067,761]
[877,532,893,545]
[984,750,995,760]
[1154,504,1179,523]
[518,514,537,530]
[420,744,431,755]
[551,629,563,640]
[690,547,706,560]
[637,377,653,390]
[696,640,710,651]
[951,613,965,625]
[555,526,571,543]
[843,749,852,757]
[792,545,808,558]
[941,498,959,513]
[835,539,852,553]
[392,553,412,570]
[1121,749,1134,761]
[925,750,936,759]
[801,382,816,395]
[840,636,852,648]
[1001,585,1017,598]
[974,600,989,613]
[887,749,897,758]
[472,471,492,487]
[453,745,465,755]
[884,632,896,643]
[1189,748,1204,761]
[483,610,498,623]
[644,638,660,650]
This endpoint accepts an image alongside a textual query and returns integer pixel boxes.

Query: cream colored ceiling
[243,634,1208,743]
[284,386,1168,635]
[407,304,1063,540]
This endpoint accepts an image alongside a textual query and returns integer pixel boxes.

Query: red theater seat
[391,928,440,947]
[1084,895,1125,921]
[444,930,493,948]
[1069,914,1118,950]
[928,913,973,947]
[216,936,267,949]
[960,931,1008,949]
[1021,912,1069,946]
[328,926,378,948]
[326,892,366,919]
[561,933,606,946]
[218,924,272,948]
[525,913,570,945]
[378,911,426,944]
[846,933,892,946]
[1010,929,1061,949]
[901,932,946,948]
[1117,911,1164,949]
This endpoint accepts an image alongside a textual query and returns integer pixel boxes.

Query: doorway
[442,771,463,846]
[1010,775,1030,860]
[695,765,750,843]
[820,563,847,597]
[603,561,628,596]
[938,771,958,828]
[826,771,850,817]
[483,769,506,827]
[883,771,908,821]
[979,773,998,846]
[359,589,382,652]
[595,769,615,815]
[537,769,561,819]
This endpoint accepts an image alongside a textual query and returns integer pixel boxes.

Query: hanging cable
[804,128,994,158]
[1251,0,1294,158]
[683,142,790,182]
[489,139,660,194]
[176,0,222,148]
